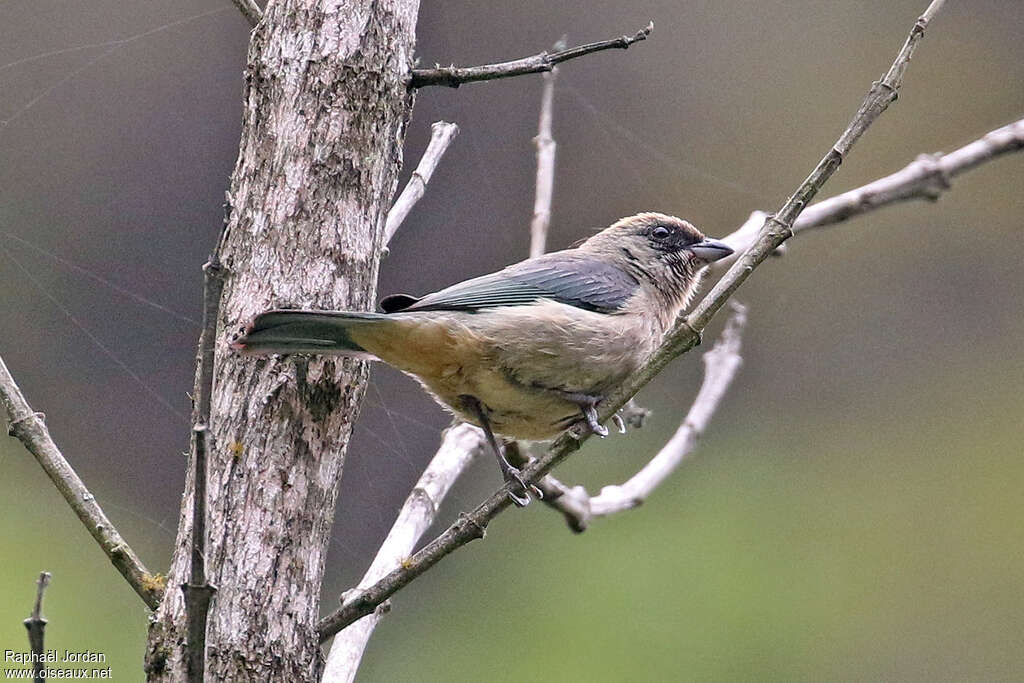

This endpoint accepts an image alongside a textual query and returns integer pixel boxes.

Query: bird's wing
[381,252,640,314]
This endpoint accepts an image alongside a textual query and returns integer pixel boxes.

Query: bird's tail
[232,309,391,358]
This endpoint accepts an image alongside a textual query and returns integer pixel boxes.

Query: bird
[233,212,733,505]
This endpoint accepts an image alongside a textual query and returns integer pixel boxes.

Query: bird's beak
[688,238,734,263]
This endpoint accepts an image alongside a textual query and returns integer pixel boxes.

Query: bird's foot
[565,402,608,439]
[582,403,609,437]
[501,464,541,507]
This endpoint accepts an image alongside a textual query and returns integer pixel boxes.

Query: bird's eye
[652,226,671,239]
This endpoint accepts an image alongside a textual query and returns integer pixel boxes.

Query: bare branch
[180,231,227,682]
[411,23,652,89]
[231,0,262,28]
[1,357,162,609]
[321,423,483,682]
[529,65,559,257]
[384,122,460,244]
[182,427,216,682]
[796,116,1024,233]
[317,0,949,641]
[23,571,51,683]
[716,116,1024,267]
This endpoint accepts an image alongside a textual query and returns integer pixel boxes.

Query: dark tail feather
[232,309,387,356]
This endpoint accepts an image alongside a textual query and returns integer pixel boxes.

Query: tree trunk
[144,1,420,679]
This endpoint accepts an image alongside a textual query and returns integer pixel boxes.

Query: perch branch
[231,0,262,28]
[23,571,51,683]
[0,356,162,609]
[384,122,460,245]
[411,22,652,89]
[317,0,948,641]
[321,424,484,683]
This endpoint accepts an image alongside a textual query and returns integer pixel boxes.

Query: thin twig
[317,0,948,641]
[529,63,559,257]
[715,116,1024,268]
[182,427,216,682]
[321,423,484,683]
[1,358,162,609]
[181,236,227,682]
[231,0,262,28]
[797,116,1024,232]
[23,571,51,683]
[383,122,460,245]
[411,22,652,89]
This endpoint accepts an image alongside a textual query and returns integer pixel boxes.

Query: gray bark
[144,1,420,680]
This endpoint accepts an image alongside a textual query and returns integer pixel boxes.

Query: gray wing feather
[391,252,639,314]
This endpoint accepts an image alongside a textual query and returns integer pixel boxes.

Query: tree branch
[321,423,484,683]
[231,0,262,28]
[23,571,51,683]
[180,229,226,682]
[716,116,1024,265]
[384,121,460,245]
[529,62,559,257]
[410,23,652,89]
[183,426,215,683]
[798,116,1024,232]
[317,0,948,641]
[0,357,162,609]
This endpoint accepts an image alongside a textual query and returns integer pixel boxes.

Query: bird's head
[581,212,733,312]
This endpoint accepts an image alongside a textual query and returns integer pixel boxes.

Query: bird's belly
[423,367,581,441]
[379,303,658,441]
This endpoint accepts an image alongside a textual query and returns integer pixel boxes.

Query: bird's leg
[460,395,536,507]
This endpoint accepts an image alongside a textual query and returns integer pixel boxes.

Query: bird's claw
[611,413,627,434]
[585,405,606,438]
[505,487,531,507]
[583,404,608,437]
[503,466,541,507]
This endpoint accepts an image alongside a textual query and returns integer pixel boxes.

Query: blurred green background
[2,0,1022,680]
